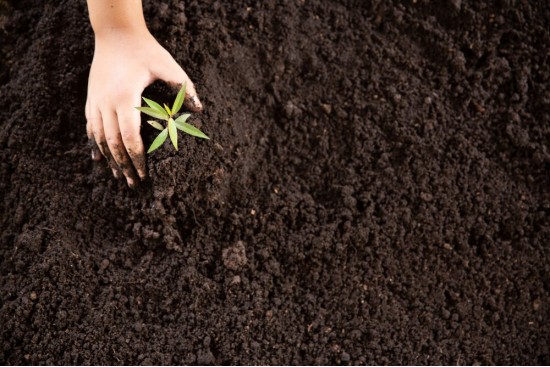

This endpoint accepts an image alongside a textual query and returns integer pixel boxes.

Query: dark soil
[1,0,549,364]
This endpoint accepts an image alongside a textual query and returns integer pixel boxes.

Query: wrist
[93,24,150,42]
[87,0,148,40]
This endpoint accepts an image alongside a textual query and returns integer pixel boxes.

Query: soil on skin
[1,0,549,364]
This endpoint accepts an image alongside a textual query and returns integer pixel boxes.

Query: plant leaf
[168,118,178,150]
[142,97,169,118]
[147,120,164,131]
[136,107,169,120]
[174,113,191,124]
[172,83,186,115]
[175,120,210,140]
[164,104,172,116]
[147,128,168,154]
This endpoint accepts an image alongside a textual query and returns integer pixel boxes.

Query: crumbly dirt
[1,0,549,364]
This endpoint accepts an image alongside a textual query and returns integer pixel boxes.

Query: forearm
[87,0,148,38]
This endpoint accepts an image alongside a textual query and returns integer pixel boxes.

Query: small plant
[136,83,209,154]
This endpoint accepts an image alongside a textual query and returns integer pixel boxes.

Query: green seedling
[136,83,209,154]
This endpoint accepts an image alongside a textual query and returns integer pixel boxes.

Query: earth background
[0,0,549,364]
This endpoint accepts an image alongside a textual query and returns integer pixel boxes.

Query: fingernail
[112,168,121,179]
[127,177,136,188]
[92,148,101,161]
[185,95,203,112]
[138,171,148,181]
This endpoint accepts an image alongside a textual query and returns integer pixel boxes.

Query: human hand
[85,30,203,188]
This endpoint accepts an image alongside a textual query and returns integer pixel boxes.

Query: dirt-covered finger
[168,80,203,112]
[107,136,138,187]
[102,110,139,188]
[153,55,203,112]
[177,75,203,113]
[89,112,122,177]
[119,116,147,180]
[95,137,122,178]
[87,122,102,161]
[88,139,102,161]
[98,141,122,179]
[86,107,102,161]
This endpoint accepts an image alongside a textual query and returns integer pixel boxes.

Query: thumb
[150,52,203,112]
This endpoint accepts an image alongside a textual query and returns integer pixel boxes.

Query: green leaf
[174,113,191,124]
[147,128,168,154]
[172,83,186,115]
[142,97,169,118]
[147,120,164,131]
[168,118,178,150]
[164,104,172,116]
[175,119,210,140]
[136,107,169,120]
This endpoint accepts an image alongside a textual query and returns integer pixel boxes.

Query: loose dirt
[1,0,549,364]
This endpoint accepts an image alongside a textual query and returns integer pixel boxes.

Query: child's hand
[85,30,203,187]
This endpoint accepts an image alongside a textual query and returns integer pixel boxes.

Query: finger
[89,138,102,161]
[102,108,139,188]
[86,102,102,161]
[183,86,203,113]
[90,108,123,179]
[118,101,147,181]
[87,129,102,162]
[151,52,203,112]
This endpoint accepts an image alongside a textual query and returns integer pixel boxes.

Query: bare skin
[86,0,203,187]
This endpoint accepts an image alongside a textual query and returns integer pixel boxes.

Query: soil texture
[1,0,549,364]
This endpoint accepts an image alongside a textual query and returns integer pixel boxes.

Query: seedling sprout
[136,83,209,153]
